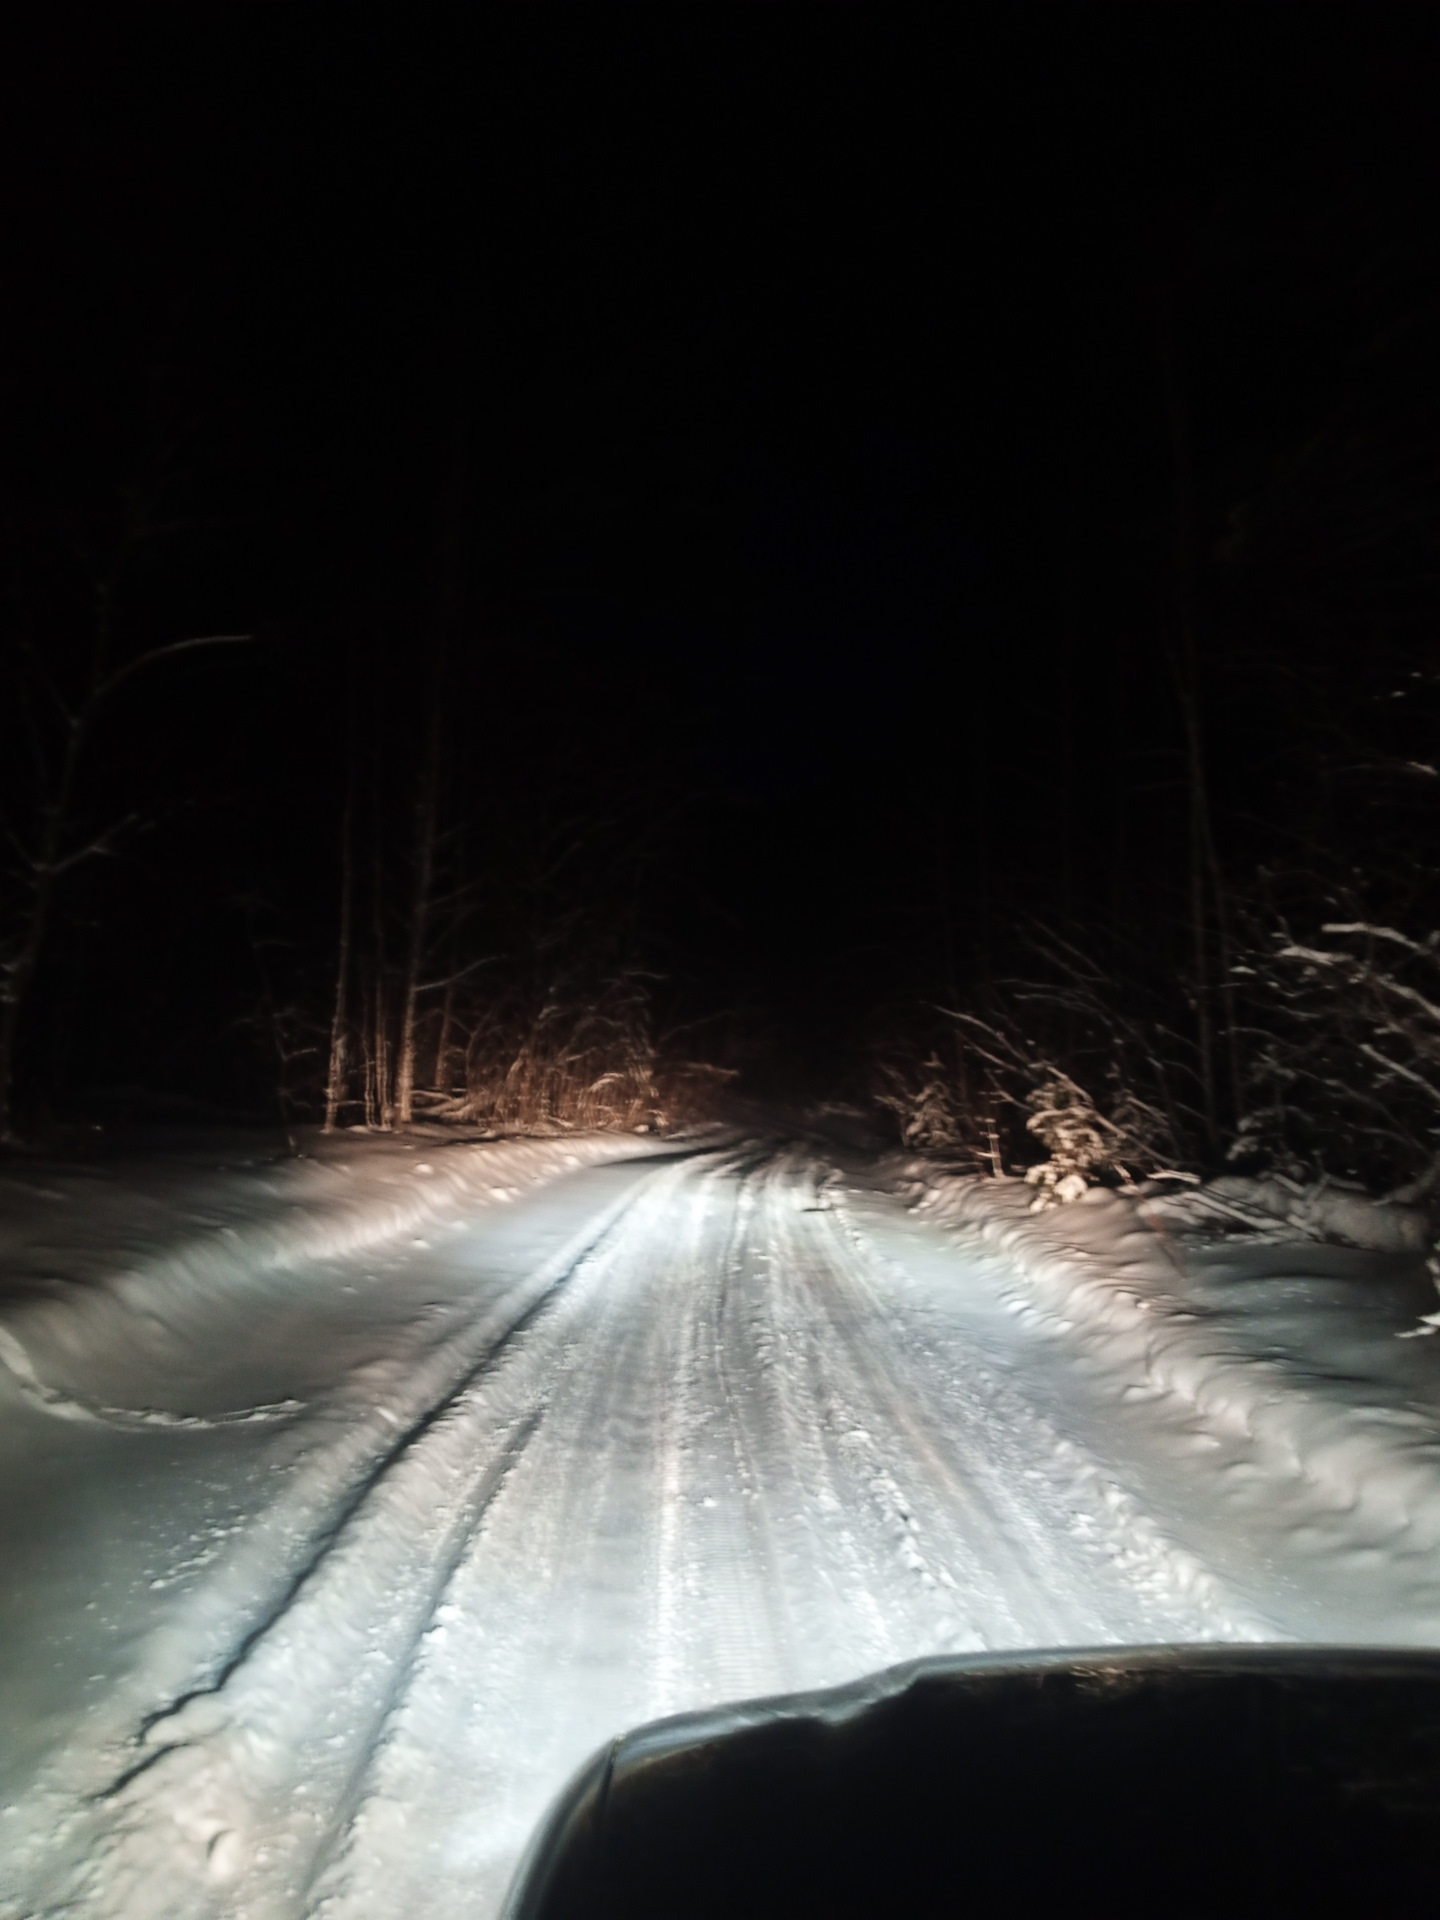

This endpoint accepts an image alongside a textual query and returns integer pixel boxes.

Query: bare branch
[95,632,253,702]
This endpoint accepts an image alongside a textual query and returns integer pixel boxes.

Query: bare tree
[1233,911,1440,1195]
[321,702,357,1133]
[0,536,247,1140]
[1157,296,1243,1141]
[394,667,444,1128]
[395,423,468,1130]
[873,930,1204,1187]
[364,758,393,1130]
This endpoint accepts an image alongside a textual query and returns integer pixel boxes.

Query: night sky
[4,7,1438,1114]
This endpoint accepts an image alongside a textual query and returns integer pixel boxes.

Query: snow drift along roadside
[899,1166,1440,1640]
[0,1132,664,1417]
[1135,1173,1432,1255]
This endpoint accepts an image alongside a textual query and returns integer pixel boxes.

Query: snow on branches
[874,908,1440,1214]
[873,940,1197,1203]
[1238,917,1440,1195]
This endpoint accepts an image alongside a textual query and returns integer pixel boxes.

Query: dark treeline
[2,11,1438,1176]
[879,139,1440,1195]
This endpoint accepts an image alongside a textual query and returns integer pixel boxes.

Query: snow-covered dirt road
[4,1136,1440,1919]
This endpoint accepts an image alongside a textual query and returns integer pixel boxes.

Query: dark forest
[4,7,1440,1191]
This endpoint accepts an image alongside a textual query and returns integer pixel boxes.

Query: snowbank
[895,1163,1440,1640]
[0,1130,662,1420]
[1135,1174,1432,1254]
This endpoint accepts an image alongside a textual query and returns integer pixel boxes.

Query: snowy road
[2,1136,1436,1919]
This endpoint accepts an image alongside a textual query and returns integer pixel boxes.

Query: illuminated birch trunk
[395,421,466,1129]
[322,747,355,1133]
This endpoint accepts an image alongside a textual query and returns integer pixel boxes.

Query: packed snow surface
[3,1132,1440,1919]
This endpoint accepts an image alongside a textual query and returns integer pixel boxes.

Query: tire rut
[9,1154,707,1920]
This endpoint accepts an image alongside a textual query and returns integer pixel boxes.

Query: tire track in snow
[7,1143,1276,1920]
[85,1398,549,1919]
[647,1166,716,1716]
[820,1184,1271,1642]
[3,1154,708,1920]
[722,1156,1032,1659]
[652,1156,790,1712]
[306,1155,758,1920]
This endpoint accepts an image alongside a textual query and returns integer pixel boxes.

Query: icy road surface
[3,1137,1440,1919]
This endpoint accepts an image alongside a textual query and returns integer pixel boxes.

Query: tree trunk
[1108,624,1128,956]
[1160,318,1222,1146]
[972,716,991,981]
[433,971,457,1092]
[0,877,54,1143]
[394,713,440,1128]
[322,721,356,1133]
[0,582,112,1141]
[370,895,393,1130]
[1,550,247,1144]
[396,425,467,1129]
[368,688,393,1128]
